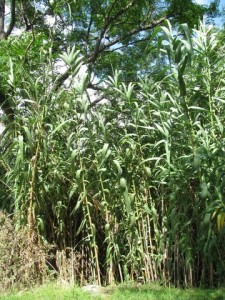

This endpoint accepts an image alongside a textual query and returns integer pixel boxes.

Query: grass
[0,283,99,300]
[111,284,225,300]
[0,283,224,300]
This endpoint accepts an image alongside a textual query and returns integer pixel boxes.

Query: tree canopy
[0,0,221,120]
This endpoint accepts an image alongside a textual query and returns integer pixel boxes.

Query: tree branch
[89,94,106,107]
[106,36,152,52]
[98,16,167,54]
[88,0,137,64]
[54,11,167,91]
[105,0,117,18]
[5,0,16,39]
[87,82,104,91]
[107,0,136,23]
[87,22,109,64]
[85,16,93,54]
[53,69,71,91]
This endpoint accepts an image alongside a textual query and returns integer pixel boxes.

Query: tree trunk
[0,92,14,121]
[0,0,15,120]
[0,0,5,39]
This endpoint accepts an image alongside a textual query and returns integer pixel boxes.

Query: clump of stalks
[0,211,50,291]
[1,21,225,288]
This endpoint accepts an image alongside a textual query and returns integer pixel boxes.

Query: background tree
[0,0,220,120]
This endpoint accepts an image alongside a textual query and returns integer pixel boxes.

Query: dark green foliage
[0,0,220,119]
[1,20,225,288]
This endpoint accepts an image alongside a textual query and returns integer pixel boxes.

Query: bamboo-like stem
[99,173,114,284]
[28,130,41,240]
[81,244,84,285]
[79,146,101,285]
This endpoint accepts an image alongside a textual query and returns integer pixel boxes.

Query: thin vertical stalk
[79,145,101,285]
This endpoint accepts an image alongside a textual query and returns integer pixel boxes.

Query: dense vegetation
[0,0,220,119]
[0,0,225,291]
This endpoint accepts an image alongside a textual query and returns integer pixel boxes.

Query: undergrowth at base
[0,283,224,300]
